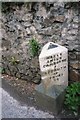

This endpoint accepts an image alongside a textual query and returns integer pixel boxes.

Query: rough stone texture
[35,83,66,115]
[69,68,80,82]
[1,2,79,82]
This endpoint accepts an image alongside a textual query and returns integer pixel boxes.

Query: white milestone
[39,42,68,90]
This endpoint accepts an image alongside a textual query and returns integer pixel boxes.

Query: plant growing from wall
[10,57,20,65]
[64,82,80,115]
[29,38,40,57]
[0,67,5,74]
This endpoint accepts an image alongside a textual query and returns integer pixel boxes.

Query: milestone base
[35,83,66,115]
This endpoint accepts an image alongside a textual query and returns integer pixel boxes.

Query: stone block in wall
[76,52,80,61]
[43,15,65,27]
[68,42,78,51]
[69,52,76,61]
[72,23,78,29]
[38,27,61,36]
[2,62,11,75]
[50,3,64,15]
[20,73,32,81]
[70,61,80,70]
[8,65,18,76]
[22,22,31,28]
[69,68,80,82]
[26,28,31,35]
[54,15,65,23]
[30,57,39,68]
[16,72,21,79]
[66,35,76,41]
[67,29,78,35]
[2,39,11,50]
[50,35,60,42]
[22,13,33,22]
[5,67,11,76]
[73,16,78,23]
[32,22,42,31]
[74,46,80,52]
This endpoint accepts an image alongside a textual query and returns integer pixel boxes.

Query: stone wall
[1,2,80,83]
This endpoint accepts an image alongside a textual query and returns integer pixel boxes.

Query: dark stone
[74,46,80,52]
[16,72,21,79]
[48,43,58,50]
[76,52,80,61]
[69,68,80,82]
[2,40,11,49]
[69,52,76,60]
[43,17,55,27]
[32,77,41,84]
[70,62,80,70]
[35,83,66,115]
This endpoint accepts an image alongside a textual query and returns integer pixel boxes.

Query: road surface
[1,86,54,118]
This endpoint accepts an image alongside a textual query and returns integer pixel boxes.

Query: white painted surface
[39,42,68,89]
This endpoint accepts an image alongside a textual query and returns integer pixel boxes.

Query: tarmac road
[1,79,54,118]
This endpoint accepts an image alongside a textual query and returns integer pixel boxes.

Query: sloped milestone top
[39,42,68,59]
